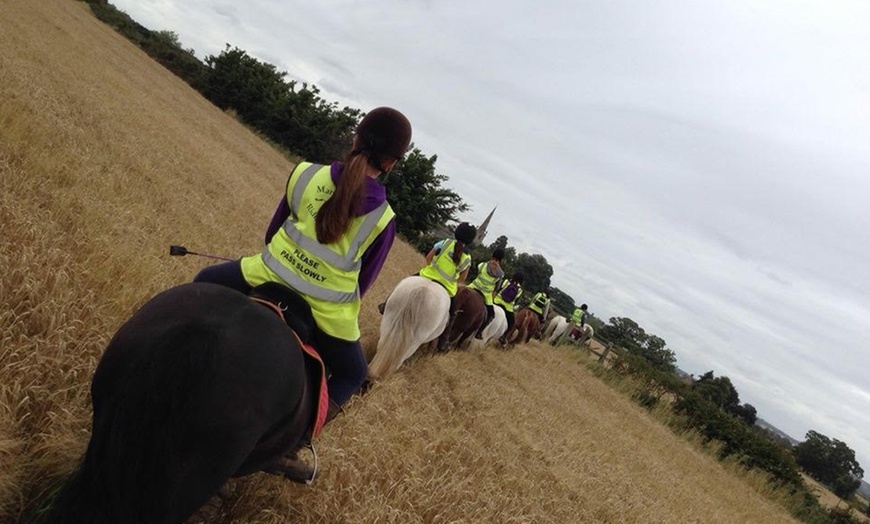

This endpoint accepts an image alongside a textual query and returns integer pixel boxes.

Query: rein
[250,297,286,322]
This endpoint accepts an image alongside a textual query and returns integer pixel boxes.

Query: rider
[527,289,551,326]
[418,222,476,349]
[569,303,588,340]
[468,248,505,339]
[192,107,412,481]
[495,271,524,345]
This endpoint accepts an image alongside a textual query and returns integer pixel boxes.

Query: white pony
[466,305,507,350]
[368,276,450,380]
[543,315,569,343]
[568,324,595,345]
[544,316,595,346]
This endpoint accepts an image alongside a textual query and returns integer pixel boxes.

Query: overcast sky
[112,0,870,470]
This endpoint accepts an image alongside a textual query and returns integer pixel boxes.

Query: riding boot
[325,398,343,424]
[475,313,494,339]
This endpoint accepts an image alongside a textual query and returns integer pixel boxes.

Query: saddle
[248,283,329,439]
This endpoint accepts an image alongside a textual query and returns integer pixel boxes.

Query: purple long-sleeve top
[265,162,396,297]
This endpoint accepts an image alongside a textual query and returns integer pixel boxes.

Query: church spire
[475,206,497,245]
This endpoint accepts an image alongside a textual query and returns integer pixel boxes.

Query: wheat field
[0,1,805,522]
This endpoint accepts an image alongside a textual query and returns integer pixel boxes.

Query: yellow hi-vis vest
[493,280,523,312]
[418,239,471,297]
[241,162,395,341]
[528,292,549,314]
[468,261,502,306]
[572,308,586,325]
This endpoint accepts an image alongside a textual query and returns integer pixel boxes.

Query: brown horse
[444,286,487,349]
[502,307,542,347]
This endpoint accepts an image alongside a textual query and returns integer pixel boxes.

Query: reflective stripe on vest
[419,239,471,296]
[261,249,358,303]
[258,163,394,305]
[429,240,470,282]
[529,292,547,313]
[470,262,499,293]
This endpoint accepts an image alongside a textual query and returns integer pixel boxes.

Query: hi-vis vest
[572,308,586,325]
[493,280,523,312]
[418,239,471,297]
[468,262,502,305]
[528,292,549,314]
[241,162,394,341]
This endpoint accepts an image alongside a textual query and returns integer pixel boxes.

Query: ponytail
[315,155,367,244]
[452,241,465,265]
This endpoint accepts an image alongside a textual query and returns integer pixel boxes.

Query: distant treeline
[80,0,468,250]
[597,348,867,523]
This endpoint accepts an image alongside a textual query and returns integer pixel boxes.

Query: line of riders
[191,107,590,486]
[379,221,588,350]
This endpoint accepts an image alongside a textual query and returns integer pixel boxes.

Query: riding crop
[169,245,235,262]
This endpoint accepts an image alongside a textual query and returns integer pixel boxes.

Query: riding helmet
[453,222,477,245]
[356,107,413,159]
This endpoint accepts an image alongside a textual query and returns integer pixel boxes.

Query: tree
[383,148,468,247]
[512,252,553,297]
[484,235,516,273]
[794,431,864,499]
[201,46,361,162]
[203,46,291,132]
[637,335,677,373]
[693,372,740,411]
[548,287,576,317]
[734,403,757,426]
[690,371,761,426]
[599,317,646,351]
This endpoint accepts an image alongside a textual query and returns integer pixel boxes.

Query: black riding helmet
[355,107,412,168]
[512,271,524,284]
[453,222,477,245]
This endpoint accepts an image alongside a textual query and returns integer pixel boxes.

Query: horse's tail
[50,322,241,524]
[518,309,538,343]
[49,455,110,524]
[369,309,414,380]
[370,278,447,380]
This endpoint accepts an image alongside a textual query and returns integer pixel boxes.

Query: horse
[566,324,595,346]
[368,276,450,380]
[543,315,569,343]
[443,286,487,350]
[49,282,327,524]
[544,316,594,346]
[471,304,507,348]
[501,307,541,347]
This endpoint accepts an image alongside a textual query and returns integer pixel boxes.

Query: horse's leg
[437,309,459,351]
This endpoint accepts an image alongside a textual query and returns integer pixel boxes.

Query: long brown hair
[452,241,465,265]
[315,154,368,244]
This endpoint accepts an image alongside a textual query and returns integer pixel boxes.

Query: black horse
[49,282,324,524]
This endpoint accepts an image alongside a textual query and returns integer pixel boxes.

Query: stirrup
[284,443,319,485]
